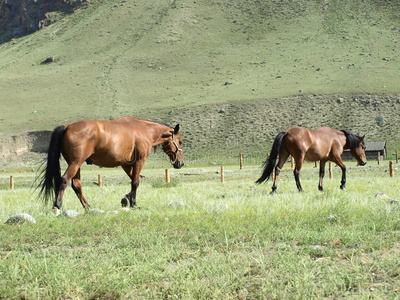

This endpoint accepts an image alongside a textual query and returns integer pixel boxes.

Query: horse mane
[150,120,173,129]
[340,130,363,149]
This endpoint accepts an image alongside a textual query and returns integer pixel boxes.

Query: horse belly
[304,149,326,162]
[89,148,124,168]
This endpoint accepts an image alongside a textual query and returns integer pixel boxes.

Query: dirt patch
[0,131,51,167]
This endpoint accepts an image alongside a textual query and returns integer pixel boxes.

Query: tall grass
[1,162,399,299]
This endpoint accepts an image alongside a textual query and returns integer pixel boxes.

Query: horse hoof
[53,207,60,216]
[121,197,129,207]
[318,186,323,191]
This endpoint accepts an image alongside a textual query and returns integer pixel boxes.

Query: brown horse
[38,117,184,212]
[256,126,366,193]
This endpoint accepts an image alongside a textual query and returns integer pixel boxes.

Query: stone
[61,210,79,217]
[5,213,36,224]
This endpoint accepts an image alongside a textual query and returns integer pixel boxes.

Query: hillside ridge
[0,0,399,161]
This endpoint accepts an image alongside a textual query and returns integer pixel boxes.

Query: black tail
[256,131,287,184]
[37,125,67,204]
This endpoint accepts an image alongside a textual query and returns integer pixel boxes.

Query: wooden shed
[341,141,387,161]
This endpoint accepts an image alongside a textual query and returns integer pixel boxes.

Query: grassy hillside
[0,0,399,156]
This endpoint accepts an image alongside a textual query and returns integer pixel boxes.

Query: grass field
[1,160,399,299]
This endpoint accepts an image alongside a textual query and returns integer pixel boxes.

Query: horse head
[162,124,184,169]
[350,134,367,166]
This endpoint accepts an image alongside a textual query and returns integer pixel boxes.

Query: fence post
[221,166,224,183]
[377,151,380,165]
[98,174,102,187]
[239,153,243,170]
[165,169,170,183]
[329,162,333,179]
[10,176,14,190]
[389,161,394,177]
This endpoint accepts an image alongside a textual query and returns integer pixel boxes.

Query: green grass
[1,161,399,299]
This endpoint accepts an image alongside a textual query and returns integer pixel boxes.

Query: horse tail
[256,131,287,184]
[37,125,67,204]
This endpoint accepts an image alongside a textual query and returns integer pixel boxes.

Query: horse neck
[151,123,172,147]
[340,132,351,150]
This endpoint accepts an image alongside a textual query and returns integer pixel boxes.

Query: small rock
[5,213,36,225]
[375,193,389,199]
[41,56,55,64]
[326,214,338,222]
[88,209,105,215]
[168,201,185,207]
[310,245,323,250]
[388,200,399,205]
[61,210,79,217]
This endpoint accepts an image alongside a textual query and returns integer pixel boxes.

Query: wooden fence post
[329,163,333,179]
[377,151,380,165]
[98,174,102,187]
[239,153,243,170]
[389,161,394,177]
[165,169,170,183]
[10,176,14,190]
[221,166,224,183]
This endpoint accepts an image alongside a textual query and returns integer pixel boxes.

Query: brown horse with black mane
[256,126,366,193]
[38,117,184,212]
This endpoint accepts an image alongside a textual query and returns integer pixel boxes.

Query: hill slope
[0,0,399,158]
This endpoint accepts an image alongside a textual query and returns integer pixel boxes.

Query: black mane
[340,130,363,149]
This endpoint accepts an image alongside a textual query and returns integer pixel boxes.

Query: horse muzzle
[173,160,184,169]
[358,160,367,166]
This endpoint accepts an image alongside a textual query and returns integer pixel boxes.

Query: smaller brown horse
[256,127,366,193]
[38,117,184,212]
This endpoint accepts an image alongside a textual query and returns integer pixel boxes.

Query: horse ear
[361,134,365,141]
[174,124,180,134]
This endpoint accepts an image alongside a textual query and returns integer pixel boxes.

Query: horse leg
[71,168,90,209]
[121,161,144,208]
[318,160,327,191]
[332,157,347,189]
[271,152,289,194]
[293,156,304,192]
[53,163,80,210]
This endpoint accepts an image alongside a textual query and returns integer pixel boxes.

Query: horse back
[285,127,345,161]
[61,118,148,167]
